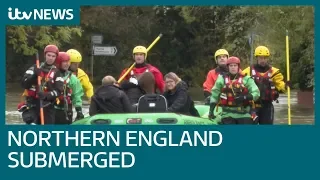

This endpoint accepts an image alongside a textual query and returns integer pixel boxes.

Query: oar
[249,32,254,76]
[286,30,291,125]
[36,52,45,125]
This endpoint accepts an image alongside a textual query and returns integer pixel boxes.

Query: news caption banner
[4,126,320,180]
[7,129,222,168]
[1,0,319,180]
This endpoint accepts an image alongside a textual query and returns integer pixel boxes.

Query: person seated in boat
[119,45,165,105]
[126,71,157,111]
[208,56,260,124]
[89,76,134,116]
[121,71,156,107]
[119,78,144,105]
[138,71,156,95]
[163,72,200,117]
[135,71,170,112]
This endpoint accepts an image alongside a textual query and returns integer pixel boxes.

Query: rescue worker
[66,49,94,103]
[208,56,260,124]
[242,46,289,124]
[163,72,200,117]
[54,52,84,124]
[119,45,165,104]
[19,45,64,125]
[89,76,134,116]
[203,49,229,104]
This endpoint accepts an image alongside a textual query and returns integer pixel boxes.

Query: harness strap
[221,107,249,114]
[130,66,150,77]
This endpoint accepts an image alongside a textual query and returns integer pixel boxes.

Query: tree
[6,26,82,55]
[6,6,314,90]
[6,25,82,81]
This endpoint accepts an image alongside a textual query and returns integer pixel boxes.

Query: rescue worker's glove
[129,77,138,85]
[17,102,28,112]
[37,91,55,101]
[204,91,211,105]
[235,94,253,104]
[285,81,292,89]
[22,109,37,125]
[208,103,217,120]
[34,67,42,76]
[204,91,211,98]
[274,91,280,100]
[204,96,211,105]
[75,107,84,120]
[66,111,73,121]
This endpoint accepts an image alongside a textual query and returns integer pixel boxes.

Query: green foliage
[7,26,82,56]
[248,6,314,88]
[6,6,314,90]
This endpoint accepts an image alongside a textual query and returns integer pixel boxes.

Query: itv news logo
[8,7,74,21]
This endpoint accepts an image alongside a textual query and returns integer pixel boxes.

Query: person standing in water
[54,52,84,124]
[209,56,260,124]
[242,46,289,124]
[203,49,229,104]
[19,45,64,124]
[66,49,94,103]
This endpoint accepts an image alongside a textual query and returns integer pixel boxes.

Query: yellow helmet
[214,49,229,62]
[66,49,82,63]
[133,46,147,59]
[254,46,270,57]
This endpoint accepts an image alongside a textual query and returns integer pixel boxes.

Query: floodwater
[5,83,314,125]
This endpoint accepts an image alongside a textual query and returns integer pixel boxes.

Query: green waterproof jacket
[55,71,84,110]
[210,73,260,119]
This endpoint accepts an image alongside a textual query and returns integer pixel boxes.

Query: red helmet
[56,52,70,67]
[44,45,59,55]
[227,56,240,66]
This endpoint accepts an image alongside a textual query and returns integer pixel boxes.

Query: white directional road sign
[93,46,118,56]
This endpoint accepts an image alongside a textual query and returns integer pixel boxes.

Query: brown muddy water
[5,83,314,125]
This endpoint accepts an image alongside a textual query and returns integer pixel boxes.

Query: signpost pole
[90,34,118,82]
[91,45,94,81]
[90,34,104,82]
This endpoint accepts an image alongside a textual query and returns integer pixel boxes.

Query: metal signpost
[90,34,118,81]
[91,34,103,45]
[93,46,118,56]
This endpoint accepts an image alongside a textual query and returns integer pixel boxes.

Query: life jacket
[219,74,250,107]
[57,73,73,105]
[25,67,57,99]
[251,66,278,101]
[130,65,158,94]
[130,65,150,79]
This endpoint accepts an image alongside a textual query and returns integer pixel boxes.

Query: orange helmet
[44,45,59,55]
[227,56,240,66]
[55,52,70,68]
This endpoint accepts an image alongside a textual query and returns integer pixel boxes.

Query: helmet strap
[218,64,227,71]
[60,68,67,73]
[45,61,54,66]
[135,62,147,68]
